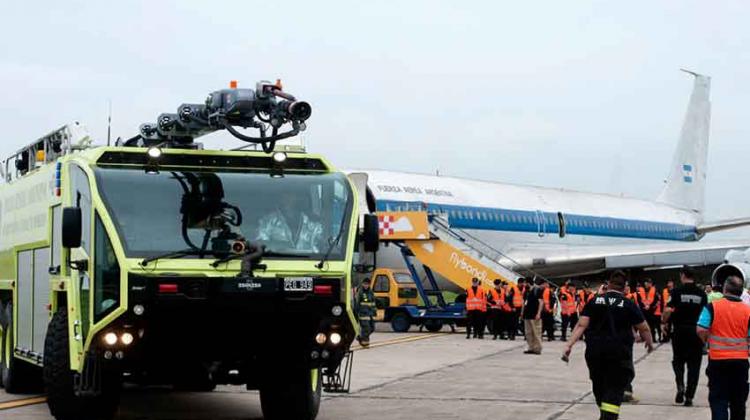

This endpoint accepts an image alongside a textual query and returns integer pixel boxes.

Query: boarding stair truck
[0,81,380,420]
[357,208,524,332]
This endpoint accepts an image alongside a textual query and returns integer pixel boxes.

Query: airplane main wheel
[260,367,321,420]
[44,308,120,420]
[390,313,411,333]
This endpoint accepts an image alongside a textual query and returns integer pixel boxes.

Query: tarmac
[0,328,712,420]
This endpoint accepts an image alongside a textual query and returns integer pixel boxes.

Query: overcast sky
[1,1,749,238]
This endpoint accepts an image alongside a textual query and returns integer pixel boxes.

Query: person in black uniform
[563,270,654,420]
[661,266,707,407]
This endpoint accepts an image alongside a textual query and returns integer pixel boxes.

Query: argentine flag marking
[682,164,693,183]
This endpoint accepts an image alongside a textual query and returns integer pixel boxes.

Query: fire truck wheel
[1,302,41,393]
[259,367,321,420]
[44,308,120,420]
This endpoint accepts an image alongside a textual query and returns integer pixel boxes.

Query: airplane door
[535,210,547,238]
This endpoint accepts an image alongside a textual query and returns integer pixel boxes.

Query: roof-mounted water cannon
[124,79,312,153]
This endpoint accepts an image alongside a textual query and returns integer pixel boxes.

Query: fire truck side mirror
[363,214,380,253]
[62,207,83,248]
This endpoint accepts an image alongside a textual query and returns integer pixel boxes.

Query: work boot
[360,339,369,347]
[622,391,639,404]
[684,398,693,407]
[675,389,685,404]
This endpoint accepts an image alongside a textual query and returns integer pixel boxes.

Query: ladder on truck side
[376,211,525,332]
[2,122,91,183]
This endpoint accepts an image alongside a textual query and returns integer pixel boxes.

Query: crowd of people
[463,267,750,420]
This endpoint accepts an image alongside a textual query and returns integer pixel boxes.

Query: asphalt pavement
[0,330,712,419]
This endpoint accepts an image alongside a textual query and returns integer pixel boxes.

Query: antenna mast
[107,100,112,146]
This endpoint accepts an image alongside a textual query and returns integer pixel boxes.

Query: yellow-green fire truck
[0,81,379,420]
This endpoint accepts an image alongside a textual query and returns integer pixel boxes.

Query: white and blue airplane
[352,71,750,278]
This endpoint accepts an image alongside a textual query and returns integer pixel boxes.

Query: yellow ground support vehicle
[369,268,420,320]
[0,81,378,420]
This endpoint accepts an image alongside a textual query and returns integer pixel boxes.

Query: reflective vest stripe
[560,291,576,315]
[542,288,552,312]
[511,286,524,308]
[708,343,750,351]
[709,335,747,343]
[638,287,656,306]
[708,298,750,360]
[489,289,504,310]
[466,287,487,312]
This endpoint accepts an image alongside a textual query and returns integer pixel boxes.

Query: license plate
[284,277,314,292]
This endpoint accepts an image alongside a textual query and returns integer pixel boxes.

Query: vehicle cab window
[374,275,390,292]
[94,214,120,322]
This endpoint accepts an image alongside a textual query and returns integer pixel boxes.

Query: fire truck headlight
[104,332,118,346]
[272,152,287,163]
[315,333,327,345]
[330,332,342,345]
[133,305,145,316]
[331,305,343,316]
[147,147,162,159]
[121,332,134,346]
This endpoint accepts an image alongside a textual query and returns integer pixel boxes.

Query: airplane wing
[497,239,750,278]
[697,218,750,235]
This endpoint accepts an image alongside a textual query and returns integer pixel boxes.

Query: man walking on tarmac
[697,275,750,420]
[563,271,654,420]
[523,278,545,354]
[465,277,487,339]
[661,266,707,406]
[356,278,376,347]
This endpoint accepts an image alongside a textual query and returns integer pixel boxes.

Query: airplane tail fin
[656,70,711,217]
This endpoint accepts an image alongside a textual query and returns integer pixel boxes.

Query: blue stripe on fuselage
[375,199,698,241]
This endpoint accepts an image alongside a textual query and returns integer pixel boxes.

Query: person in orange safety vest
[637,279,661,343]
[697,275,750,419]
[488,279,508,340]
[465,277,487,339]
[506,280,523,340]
[541,283,557,341]
[661,279,675,343]
[559,283,579,341]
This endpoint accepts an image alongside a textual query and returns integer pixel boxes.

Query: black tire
[260,367,321,420]
[390,313,411,333]
[44,308,120,420]
[1,303,41,393]
[423,320,443,333]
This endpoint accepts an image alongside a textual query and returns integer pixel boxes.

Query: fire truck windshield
[94,167,353,260]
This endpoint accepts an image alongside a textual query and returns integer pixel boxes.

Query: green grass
[426,291,458,305]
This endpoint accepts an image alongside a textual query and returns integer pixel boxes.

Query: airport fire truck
[0,80,378,420]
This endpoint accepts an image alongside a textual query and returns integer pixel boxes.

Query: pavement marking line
[351,333,445,351]
[0,396,47,410]
[545,343,664,420]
